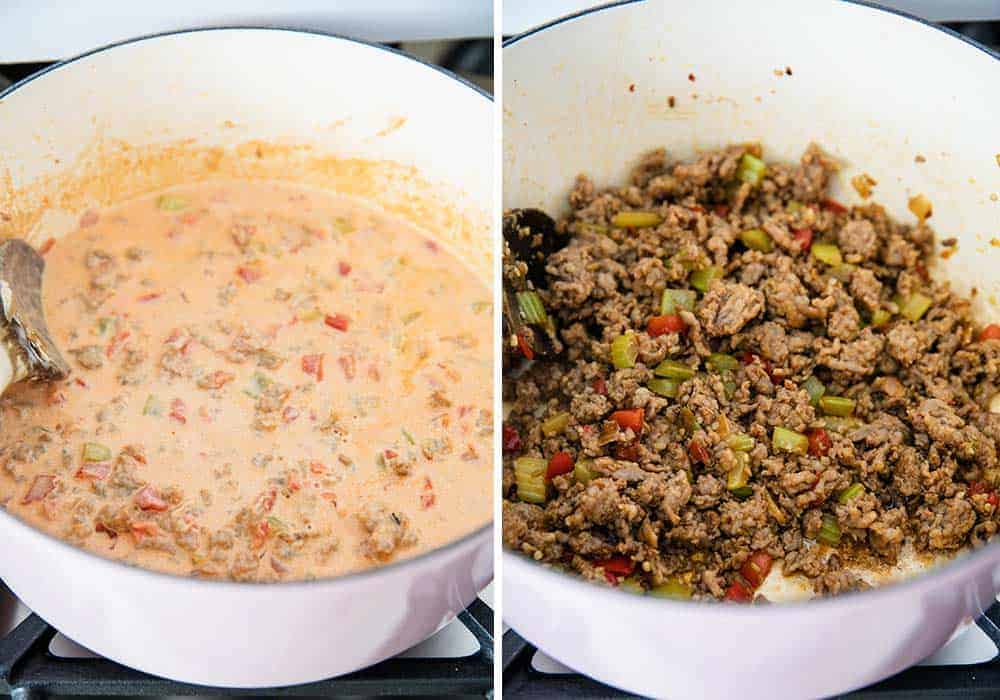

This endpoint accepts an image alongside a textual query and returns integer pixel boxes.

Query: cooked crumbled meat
[697,282,765,337]
[503,144,1000,602]
[71,345,105,370]
[358,503,417,558]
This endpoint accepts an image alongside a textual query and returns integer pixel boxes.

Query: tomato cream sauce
[0,180,492,581]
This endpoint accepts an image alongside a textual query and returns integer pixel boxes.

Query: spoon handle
[0,239,70,393]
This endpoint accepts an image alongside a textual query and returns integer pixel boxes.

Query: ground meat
[915,498,976,550]
[697,282,764,337]
[358,503,417,559]
[837,220,879,260]
[503,144,1000,601]
[71,345,105,370]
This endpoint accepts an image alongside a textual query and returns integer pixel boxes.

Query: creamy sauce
[0,180,492,581]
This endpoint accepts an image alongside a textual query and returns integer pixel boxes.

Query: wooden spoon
[0,239,70,391]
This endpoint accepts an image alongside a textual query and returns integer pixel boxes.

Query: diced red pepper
[741,351,774,380]
[516,332,535,360]
[338,354,356,379]
[106,330,131,358]
[301,353,324,381]
[821,198,848,214]
[647,314,687,337]
[740,551,773,589]
[236,265,262,283]
[979,324,1000,341]
[131,521,160,544]
[324,313,350,332]
[968,481,999,507]
[725,580,753,602]
[792,228,813,252]
[169,398,187,424]
[21,474,55,504]
[38,238,56,255]
[75,463,111,480]
[79,210,99,228]
[592,377,607,395]
[502,424,521,454]
[420,476,436,510]
[808,428,832,457]
[338,261,352,276]
[713,204,731,217]
[610,408,644,433]
[137,292,162,303]
[203,371,235,389]
[688,440,710,464]
[309,461,327,475]
[596,555,635,576]
[135,486,169,511]
[615,441,640,462]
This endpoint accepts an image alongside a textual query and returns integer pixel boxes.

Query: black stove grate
[0,594,493,699]
[503,602,1000,699]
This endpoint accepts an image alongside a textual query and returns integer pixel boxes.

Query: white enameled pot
[503,1,999,698]
[0,28,492,688]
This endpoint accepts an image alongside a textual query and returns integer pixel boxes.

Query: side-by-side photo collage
[0,2,997,698]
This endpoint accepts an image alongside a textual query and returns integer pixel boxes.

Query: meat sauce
[0,180,492,581]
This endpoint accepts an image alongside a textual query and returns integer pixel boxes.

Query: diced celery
[786,200,804,214]
[680,407,702,433]
[736,153,767,186]
[574,459,595,485]
[690,266,724,293]
[819,395,856,417]
[708,353,739,372]
[726,433,755,452]
[619,577,646,594]
[823,416,863,433]
[802,376,826,407]
[871,308,893,327]
[661,288,697,314]
[647,378,680,398]
[722,377,737,400]
[514,457,548,504]
[740,228,774,253]
[610,333,639,369]
[401,428,416,445]
[817,514,842,546]
[772,426,809,455]
[541,411,572,437]
[243,371,271,398]
[899,293,932,322]
[157,195,188,211]
[142,394,163,417]
[82,442,111,462]
[611,211,663,229]
[831,263,855,283]
[650,578,693,600]
[97,317,117,335]
[811,242,842,266]
[727,452,751,492]
[516,290,548,326]
[653,359,695,380]
[838,483,864,504]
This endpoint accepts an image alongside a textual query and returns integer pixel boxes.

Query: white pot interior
[0,27,493,688]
